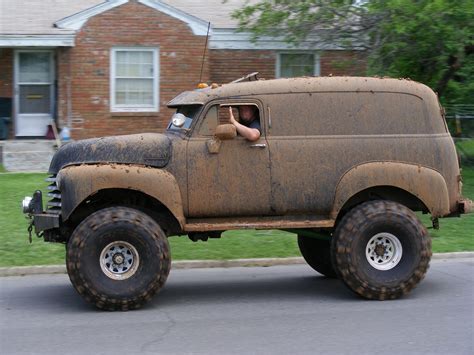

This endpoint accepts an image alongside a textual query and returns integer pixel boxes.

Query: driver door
[186,101,272,218]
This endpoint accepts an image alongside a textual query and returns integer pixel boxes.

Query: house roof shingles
[0,0,104,34]
[0,0,255,35]
[160,0,257,29]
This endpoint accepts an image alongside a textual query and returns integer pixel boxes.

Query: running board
[184,216,335,232]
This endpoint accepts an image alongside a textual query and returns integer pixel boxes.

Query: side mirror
[215,124,236,140]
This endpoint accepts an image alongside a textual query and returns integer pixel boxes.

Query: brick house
[0,0,365,140]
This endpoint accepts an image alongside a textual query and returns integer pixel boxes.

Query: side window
[110,47,159,112]
[277,52,320,78]
[199,105,218,136]
[198,103,262,136]
[218,105,232,124]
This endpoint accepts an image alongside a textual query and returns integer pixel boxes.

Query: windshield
[167,105,202,131]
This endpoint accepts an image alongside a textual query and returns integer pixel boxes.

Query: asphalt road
[1,258,473,355]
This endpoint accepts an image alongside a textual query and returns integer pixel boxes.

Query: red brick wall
[210,49,276,84]
[62,1,210,139]
[210,49,366,84]
[0,48,14,138]
[0,49,13,98]
[320,51,366,76]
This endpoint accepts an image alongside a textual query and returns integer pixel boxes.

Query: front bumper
[459,198,473,214]
[22,190,60,235]
[29,213,60,234]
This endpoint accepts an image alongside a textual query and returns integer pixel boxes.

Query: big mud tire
[331,200,431,300]
[66,207,171,311]
[297,235,337,278]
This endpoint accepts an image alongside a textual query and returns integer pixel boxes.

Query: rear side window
[266,92,432,136]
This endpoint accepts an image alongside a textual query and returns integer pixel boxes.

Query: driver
[228,105,261,142]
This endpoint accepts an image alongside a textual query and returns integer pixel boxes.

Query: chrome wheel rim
[100,241,139,280]
[366,233,403,271]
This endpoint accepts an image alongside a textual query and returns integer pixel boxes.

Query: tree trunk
[435,55,461,99]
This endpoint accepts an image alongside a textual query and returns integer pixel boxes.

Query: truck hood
[48,133,171,174]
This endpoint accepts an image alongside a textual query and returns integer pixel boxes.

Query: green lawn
[0,173,67,266]
[420,165,474,252]
[0,166,472,267]
[456,139,474,166]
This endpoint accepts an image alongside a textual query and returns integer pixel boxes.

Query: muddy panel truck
[22,77,472,310]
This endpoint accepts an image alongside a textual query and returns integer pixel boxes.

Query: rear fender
[331,162,450,219]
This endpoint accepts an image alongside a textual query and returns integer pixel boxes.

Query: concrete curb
[431,251,474,260]
[0,252,472,277]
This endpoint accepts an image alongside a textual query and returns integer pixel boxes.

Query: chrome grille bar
[45,175,61,215]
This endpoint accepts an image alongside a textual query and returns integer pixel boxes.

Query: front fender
[57,164,185,228]
[330,162,450,219]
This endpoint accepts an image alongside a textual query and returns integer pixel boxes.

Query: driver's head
[238,105,257,123]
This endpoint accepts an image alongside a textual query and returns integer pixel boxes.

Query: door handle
[249,143,266,148]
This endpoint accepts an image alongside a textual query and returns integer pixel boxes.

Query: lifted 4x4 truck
[23,76,472,310]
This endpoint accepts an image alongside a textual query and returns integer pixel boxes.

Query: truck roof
[167,76,436,107]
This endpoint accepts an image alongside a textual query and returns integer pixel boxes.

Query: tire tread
[332,200,431,300]
[67,206,170,311]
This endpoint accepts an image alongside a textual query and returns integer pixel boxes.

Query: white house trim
[110,47,160,113]
[209,29,361,51]
[54,0,129,30]
[138,0,210,36]
[275,52,321,78]
[0,35,75,47]
[54,0,209,36]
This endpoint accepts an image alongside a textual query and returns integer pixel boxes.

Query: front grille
[46,175,61,215]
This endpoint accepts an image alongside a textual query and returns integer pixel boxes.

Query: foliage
[456,139,474,166]
[232,0,474,105]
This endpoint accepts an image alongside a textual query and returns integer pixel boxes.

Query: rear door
[264,93,337,216]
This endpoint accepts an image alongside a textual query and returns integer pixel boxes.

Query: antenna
[198,22,211,85]
[231,72,260,83]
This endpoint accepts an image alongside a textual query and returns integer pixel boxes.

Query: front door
[14,50,55,137]
[186,102,272,217]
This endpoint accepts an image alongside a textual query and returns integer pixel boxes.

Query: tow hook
[27,221,34,243]
[22,190,44,243]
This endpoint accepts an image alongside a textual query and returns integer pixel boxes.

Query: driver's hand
[228,106,236,124]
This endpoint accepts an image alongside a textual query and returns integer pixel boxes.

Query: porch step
[0,140,57,172]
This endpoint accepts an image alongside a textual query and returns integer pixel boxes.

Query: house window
[111,47,159,112]
[277,53,320,78]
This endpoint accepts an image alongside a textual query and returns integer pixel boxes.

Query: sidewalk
[1,252,472,277]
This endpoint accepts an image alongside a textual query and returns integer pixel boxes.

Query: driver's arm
[228,107,261,142]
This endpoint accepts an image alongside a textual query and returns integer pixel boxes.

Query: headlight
[22,196,32,214]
